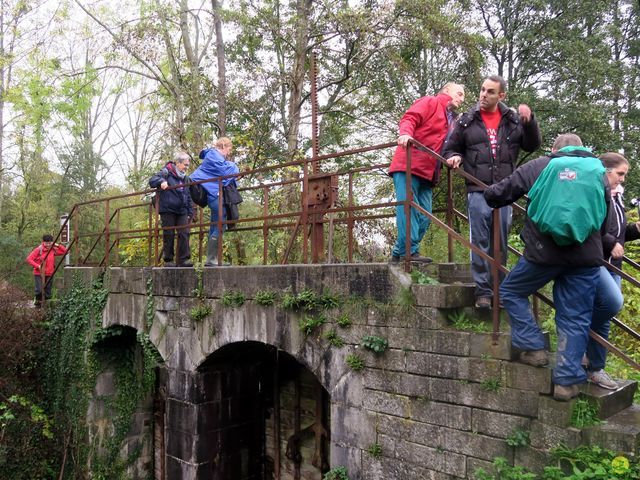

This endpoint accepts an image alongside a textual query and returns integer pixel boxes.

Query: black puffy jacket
[484,148,610,267]
[442,102,542,192]
[149,162,194,216]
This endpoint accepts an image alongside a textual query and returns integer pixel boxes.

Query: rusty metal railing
[41,139,640,372]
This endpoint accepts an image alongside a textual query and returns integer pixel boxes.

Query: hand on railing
[446,155,462,169]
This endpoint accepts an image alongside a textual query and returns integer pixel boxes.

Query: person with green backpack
[483,133,610,401]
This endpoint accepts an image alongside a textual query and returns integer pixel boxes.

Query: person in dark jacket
[442,75,542,308]
[149,152,194,267]
[483,133,609,402]
[587,153,640,389]
[388,82,465,263]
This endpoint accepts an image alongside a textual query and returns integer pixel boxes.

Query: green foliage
[282,289,341,312]
[255,290,277,306]
[448,309,491,333]
[410,269,439,285]
[570,399,601,428]
[367,442,382,458]
[323,465,350,480]
[324,329,345,348]
[336,312,352,328]
[221,290,246,307]
[190,303,213,322]
[480,378,501,393]
[476,447,640,479]
[474,457,536,479]
[346,354,365,372]
[299,314,326,336]
[506,428,530,448]
[551,445,639,479]
[361,335,388,354]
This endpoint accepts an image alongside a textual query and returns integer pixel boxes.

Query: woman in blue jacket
[149,152,194,267]
[190,137,239,266]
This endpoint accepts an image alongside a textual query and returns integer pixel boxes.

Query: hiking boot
[518,350,549,367]
[163,261,176,267]
[553,384,580,402]
[177,260,194,268]
[588,369,619,390]
[475,296,492,309]
[389,253,433,264]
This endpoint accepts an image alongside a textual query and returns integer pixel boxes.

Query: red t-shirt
[481,109,502,158]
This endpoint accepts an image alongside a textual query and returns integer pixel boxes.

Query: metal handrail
[47,139,640,371]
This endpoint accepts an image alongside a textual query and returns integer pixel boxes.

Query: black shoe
[389,253,433,263]
[164,261,176,267]
[475,296,492,309]
[410,252,433,263]
[178,261,193,268]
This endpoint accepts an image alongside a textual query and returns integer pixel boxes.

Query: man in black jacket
[442,75,542,308]
[483,134,609,401]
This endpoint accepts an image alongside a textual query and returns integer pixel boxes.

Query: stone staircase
[406,262,640,466]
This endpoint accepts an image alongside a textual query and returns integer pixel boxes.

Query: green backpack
[527,149,606,246]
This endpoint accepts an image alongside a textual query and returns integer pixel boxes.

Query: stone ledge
[412,283,475,308]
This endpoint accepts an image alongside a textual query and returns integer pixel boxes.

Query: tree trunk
[286,0,312,158]
[212,0,227,137]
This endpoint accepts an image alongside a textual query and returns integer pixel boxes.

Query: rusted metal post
[263,186,270,265]
[115,209,121,266]
[217,178,224,266]
[154,198,160,266]
[104,199,110,267]
[447,167,454,263]
[74,209,80,265]
[492,209,501,343]
[147,204,153,267]
[302,161,309,263]
[198,207,204,263]
[347,173,354,262]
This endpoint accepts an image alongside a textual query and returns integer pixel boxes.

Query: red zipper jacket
[388,92,454,182]
[26,242,68,276]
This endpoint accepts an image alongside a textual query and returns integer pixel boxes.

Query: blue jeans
[500,257,600,386]
[208,195,227,239]
[587,267,622,371]
[391,172,433,257]
[468,192,512,298]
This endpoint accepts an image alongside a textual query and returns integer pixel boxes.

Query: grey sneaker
[518,350,549,367]
[588,369,619,390]
[553,384,580,402]
[475,296,492,309]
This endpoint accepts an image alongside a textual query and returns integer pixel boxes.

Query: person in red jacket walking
[26,234,68,307]
[388,82,465,263]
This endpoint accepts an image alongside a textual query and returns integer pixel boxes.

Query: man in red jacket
[26,234,68,307]
[388,82,465,263]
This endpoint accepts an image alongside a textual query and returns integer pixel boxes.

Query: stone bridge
[62,263,640,480]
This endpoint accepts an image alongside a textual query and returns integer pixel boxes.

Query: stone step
[582,403,640,456]
[412,283,475,308]
[580,379,637,420]
[436,262,473,284]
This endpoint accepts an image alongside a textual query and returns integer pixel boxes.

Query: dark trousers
[34,275,53,306]
[161,213,191,263]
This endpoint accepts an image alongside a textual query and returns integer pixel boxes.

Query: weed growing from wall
[323,466,350,480]
[361,335,388,354]
[346,354,365,371]
[221,290,246,307]
[367,443,382,458]
[323,329,345,347]
[505,427,530,448]
[570,399,601,428]
[255,290,276,306]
